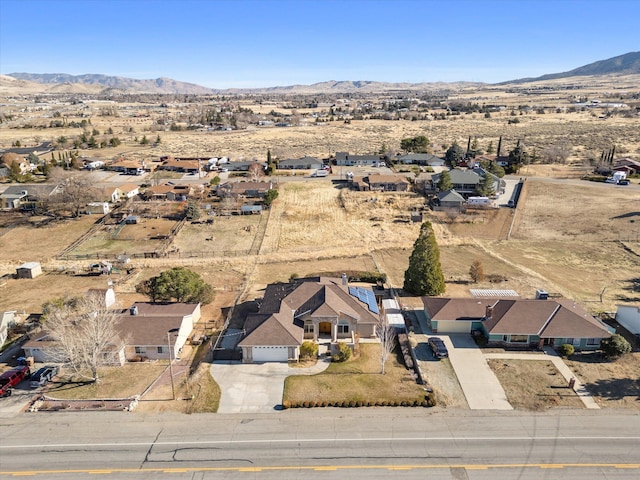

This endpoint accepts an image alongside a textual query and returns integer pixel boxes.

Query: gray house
[437,189,465,208]
[397,153,445,166]
[335,152,381,166]
[277,156,323,170]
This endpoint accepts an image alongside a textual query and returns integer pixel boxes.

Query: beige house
[238,277,380,362]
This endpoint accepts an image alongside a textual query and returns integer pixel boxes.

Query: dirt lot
[565,352,640,410]
[487,359,585,410]
[173,215,262,255]
[72,218,175,256]
[0,215,98,270]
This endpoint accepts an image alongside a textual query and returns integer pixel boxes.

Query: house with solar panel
[237,275,381,363]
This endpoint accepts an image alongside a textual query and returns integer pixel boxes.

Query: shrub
[300,341,318,359]
[332,342,352,362]
[559,343,575,357]
[601,334,632,358]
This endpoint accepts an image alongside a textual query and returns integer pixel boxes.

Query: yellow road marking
[2,463,640,476]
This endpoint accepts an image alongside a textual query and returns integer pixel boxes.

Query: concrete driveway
[210,359,330,414]
[442,334,512,410]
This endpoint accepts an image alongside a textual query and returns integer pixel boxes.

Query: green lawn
[283,344,431,407]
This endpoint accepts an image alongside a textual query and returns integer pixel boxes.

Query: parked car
[618,179,630,185]
[29,365,59,388]
[0,366,31,397]
[428,337,449,359]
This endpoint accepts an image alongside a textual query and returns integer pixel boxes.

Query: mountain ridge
[6,51,639,94]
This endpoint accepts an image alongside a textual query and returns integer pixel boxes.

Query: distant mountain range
[505,51,640,84]
[4,51,639,95]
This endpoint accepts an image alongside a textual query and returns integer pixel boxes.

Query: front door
[319,322,332,334]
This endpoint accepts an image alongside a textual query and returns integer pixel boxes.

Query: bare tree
[247,162,264,182]
[45,294,123,383]
[375,318,397,375]
[47,168,99,217]
[541,140,572,164]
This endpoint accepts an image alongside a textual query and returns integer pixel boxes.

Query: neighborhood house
[423,297,613,349]
[238,276,381,363]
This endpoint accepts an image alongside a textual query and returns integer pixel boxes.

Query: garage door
[436,320,472,334]
[252,346,289,362]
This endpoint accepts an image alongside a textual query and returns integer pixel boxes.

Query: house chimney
[485,305,494,320]
[341,273,348,285]
[130,305,138,316]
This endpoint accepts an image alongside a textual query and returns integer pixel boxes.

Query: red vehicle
[0,366,30,397]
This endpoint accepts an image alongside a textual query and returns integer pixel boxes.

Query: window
[157,346,165,354]
[135,347,146,354]
[586,338,599,346]
[510,335,528,343]
[337,323,350,334]
[304,323,314,334]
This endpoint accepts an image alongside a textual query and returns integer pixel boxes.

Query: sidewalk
[484,349,600,409]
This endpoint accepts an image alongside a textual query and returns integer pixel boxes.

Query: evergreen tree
[445,143,465,167]
[437,169,453,191]
[403,222,445,296]
[476,173,496,197]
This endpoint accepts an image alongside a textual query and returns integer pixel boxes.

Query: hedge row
[282,396,435,409]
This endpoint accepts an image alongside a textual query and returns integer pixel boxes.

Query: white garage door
[252,346,289,362]
[436,320,472,334]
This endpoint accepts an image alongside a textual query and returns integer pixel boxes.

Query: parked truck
[312,169,328,177]
[0,366,30,397]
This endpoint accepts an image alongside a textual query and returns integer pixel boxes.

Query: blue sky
[0,0,638,88]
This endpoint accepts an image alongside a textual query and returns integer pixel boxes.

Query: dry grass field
[173,215,262,255]
[487,359,585,410]
[565,352,640,410]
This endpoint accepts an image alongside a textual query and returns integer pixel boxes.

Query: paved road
[1,410,639,478]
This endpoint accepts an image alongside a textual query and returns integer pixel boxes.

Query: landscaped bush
[601,334,632,358]
[332,342,352,362]
[300,341,318,359]
[559,343,575,357]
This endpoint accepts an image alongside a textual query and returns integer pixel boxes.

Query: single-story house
[1,184,61,210]
[335,152,382,166]
[615,305,640,335]
[118,302,200,360]
[437,189,466,209]
[108,158,146,175]
[238,276,381,363]
[397,153,445,166]
[217,180,273,198]
[423,297,613,349]
[431,168,502,197]
[365,174,410,192]
[612,158,640,175]
[277,156,324,170]
[224,161,265,172]
[22,300,200,363]
[158,158,201,174]
[110,183,140,202]
[143,183,194,201]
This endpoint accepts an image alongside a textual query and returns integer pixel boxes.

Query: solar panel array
[348,287,380,313]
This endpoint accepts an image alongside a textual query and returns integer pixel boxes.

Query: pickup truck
[0,366,31,397]
[29,365,59,388]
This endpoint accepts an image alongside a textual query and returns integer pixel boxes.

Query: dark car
[428,337,449,359]
[617,179,630,185]
[29,365,59,388]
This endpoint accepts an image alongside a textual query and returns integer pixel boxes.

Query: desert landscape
[1,64,639,414]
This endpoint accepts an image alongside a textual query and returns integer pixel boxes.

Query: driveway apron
[445,334,513,410]
[211,360,330,414]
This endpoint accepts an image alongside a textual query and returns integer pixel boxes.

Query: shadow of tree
[584,377,640,401]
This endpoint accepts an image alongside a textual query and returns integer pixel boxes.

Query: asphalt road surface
[1,409,639,479]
